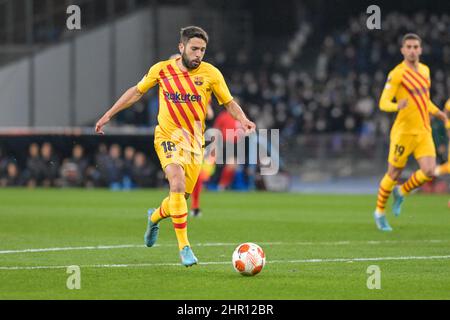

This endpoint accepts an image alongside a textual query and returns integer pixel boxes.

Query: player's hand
[95,115,110,135]
[397,99,408,110]
[240,118,256,135]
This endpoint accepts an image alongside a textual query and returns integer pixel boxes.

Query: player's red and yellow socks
[169,192,190,250]
[399,169,433,196]
[150,196,170,224]
[376,174,397,214]
[435,163,450,177]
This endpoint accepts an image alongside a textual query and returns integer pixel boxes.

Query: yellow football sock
[169,192,190,250]
[376,174,397,214]
[400,169,433,196]
[150,196,170,224]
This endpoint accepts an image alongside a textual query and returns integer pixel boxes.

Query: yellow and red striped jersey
[380,61,440,135]
[137,57,233,153]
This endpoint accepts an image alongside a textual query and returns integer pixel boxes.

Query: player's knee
[165,164,186,192]
[167,173,186,193]
[387,168,402,181]
[388,172,401,181]
[169,180,185,193]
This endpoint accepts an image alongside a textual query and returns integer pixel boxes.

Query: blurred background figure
[0,146,9,178]
[131,152,156,188]
[211,104,246,191]
[190,103,215,217]
[60,144,89,187]
[40,142,60,187]
[123,146,136,189]
[190,152,216,217]
[0,162,23,187]
[105,144,124,190]
[93,143,109,187]
[24,143,43,188]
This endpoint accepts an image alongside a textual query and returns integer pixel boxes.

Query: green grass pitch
[1,188,450,299]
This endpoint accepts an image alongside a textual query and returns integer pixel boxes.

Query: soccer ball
[232,242,266,276]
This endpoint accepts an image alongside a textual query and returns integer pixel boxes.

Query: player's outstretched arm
[428,101,448,124]
[432,110,448,124]
[95,86,143,134]
[224,100,256,135]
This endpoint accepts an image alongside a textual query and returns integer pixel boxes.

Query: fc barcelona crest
[194,76,204,86]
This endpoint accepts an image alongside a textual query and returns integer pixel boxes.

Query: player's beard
[406,52,419,64]
[407,55,417,63]
[181,52,201,70]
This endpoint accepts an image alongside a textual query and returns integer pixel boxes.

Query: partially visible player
[373,33,448,231]
[190,103,215,218]
[434,99,450,176]
[212,106,245,190]
[190,148,216,217]
[95,26,256,266]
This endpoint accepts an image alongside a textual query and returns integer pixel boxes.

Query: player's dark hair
[402,33,422,45]
[180,26,209,45]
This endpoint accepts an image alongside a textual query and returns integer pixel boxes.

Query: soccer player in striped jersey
[374,33,448,231]
[95,26,256,266]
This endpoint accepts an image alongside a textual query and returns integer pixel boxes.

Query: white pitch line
[0,239,448,255]
[1,254,450,270]
[0,244,142,254]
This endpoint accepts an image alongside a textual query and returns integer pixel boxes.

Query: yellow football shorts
[388,132,436,168]
[154,125,203,194]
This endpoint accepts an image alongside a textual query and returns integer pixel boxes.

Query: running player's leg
[173,153,202,259]
[165,164,189,247]
[168,150,202,266]
[399,134,436,197]
[187,149,203,216]
[400,156,435,196]
[374,134,412,227]
[164,163,198,267]
[150,197,170,223]
[376,165,402,214]
[145,127,182,248]
[144,196,169,247]
[374,164,402,231]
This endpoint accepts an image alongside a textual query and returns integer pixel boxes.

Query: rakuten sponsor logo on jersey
[164,91,202,103]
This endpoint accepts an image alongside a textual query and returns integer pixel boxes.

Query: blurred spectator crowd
[0,143,163,189]
[212,12,450,141]
[0,139,277,190]
[2,12,450,187]
[311,12,450,137]
[113,13,449,148]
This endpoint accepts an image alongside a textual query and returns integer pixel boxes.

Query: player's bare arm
[432,109,448,124]
[95,86,143,134]
[223,100,256,135]
[432,109,450,139]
